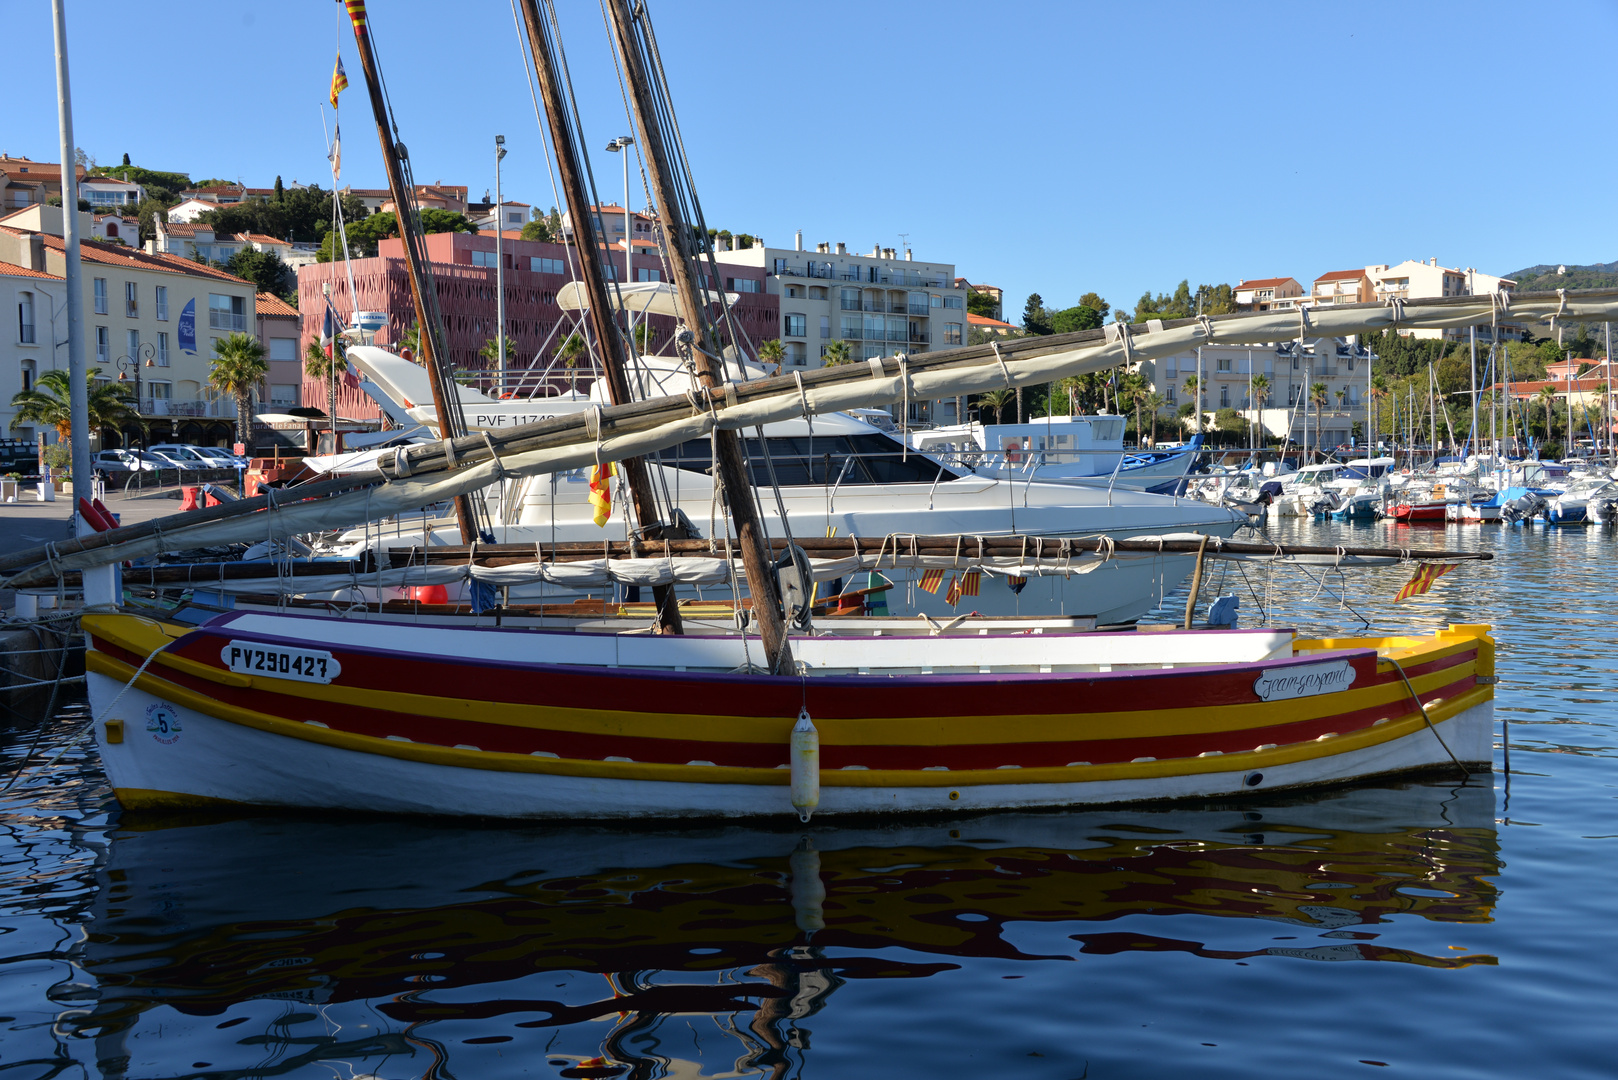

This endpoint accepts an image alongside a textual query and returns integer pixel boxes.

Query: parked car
[193,445,249,468]
[92,449,164,474]
[147,444,218,470]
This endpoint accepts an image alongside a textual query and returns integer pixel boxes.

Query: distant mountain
[1508,260,1618,292]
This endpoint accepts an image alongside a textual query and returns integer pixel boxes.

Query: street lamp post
[113,342,156,447]
[494,134,507,396]
[604,136,634,350]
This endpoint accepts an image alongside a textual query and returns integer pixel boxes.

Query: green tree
[757,338,786,368]
[1370,375,1389,444]
[1120,370,1150,446]
[556,332,586,393]
[1310,381,1329,457]
[1536,384,1558,449]
[1077,293,1109,319]
[966,289,997,318]
[274,175,285,202]
[304,339,343,383]
[1251,373,1271,445]
[978,388,1014,424]
[522,206,562,243]
[1144,391,1166,444]
[225,247,295,300]
[1182,375,1204,430]
[209,332,269,446]
[9,368,135,443]
[1021,293,1052,336]
[819,339,852,367]
[479,335,516,373]
[1051,304,1104,334]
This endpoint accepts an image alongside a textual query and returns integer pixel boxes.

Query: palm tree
[1250,373,1271,447]
[1310,381,1329,460]
[1370,374,1389,451]
[395,322,422,362]
[819,339,852,367]
[1182,375,1204,432]
[210,333,269,447]
[1144,391,1166,445]
[304,339,342,383]
[1120,370,1150,446]
[978,388,1014,424]
[556,332,586,393]
[757,338,786,370]
[1536,384,1558,454]
[10,368,136,443]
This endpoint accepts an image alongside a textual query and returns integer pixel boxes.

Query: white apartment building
[80,176,146,209]
[713,236,970,423]
[0,205,258,449]
[1142,336,1378,449]
[1233,277,1303,311]
[1365,258,1520,342]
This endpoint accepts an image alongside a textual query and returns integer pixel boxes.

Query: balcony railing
[142,395,233,418]
[840,298,861,310]
[887,329,908,342]
[209,311,247,332]
[908,303,929,315]
[909,330,930,343]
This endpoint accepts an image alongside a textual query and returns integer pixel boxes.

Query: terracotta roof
[255,291,299,318]
[159,221,207,237]
[236,232,288,246]
[967,313,1015,328]
[0,227,254,285]
[1236,277,1298,290]
[1314,269,1366,282]
[0,157,83,183]
[0,262,61,281]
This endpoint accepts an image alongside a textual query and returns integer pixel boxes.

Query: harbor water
[2,516,1614,1078]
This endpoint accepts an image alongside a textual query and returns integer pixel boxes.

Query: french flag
[320,306,334,357]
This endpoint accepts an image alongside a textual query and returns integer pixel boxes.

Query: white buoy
[790,707,819,822]
[789,836,825,933]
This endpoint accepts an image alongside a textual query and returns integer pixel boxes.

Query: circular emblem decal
[145,702,182,745]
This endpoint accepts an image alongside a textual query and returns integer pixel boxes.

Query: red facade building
[295,231,776,419]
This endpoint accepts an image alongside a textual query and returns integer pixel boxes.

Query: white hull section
[91,673,1493,821]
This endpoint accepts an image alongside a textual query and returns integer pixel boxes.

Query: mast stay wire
[605,1,799,554]
[365,11,494,541]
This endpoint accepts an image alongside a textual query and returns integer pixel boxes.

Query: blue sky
[10,0,1616,320]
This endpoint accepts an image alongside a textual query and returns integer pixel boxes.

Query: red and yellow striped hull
[84,612,1494,819]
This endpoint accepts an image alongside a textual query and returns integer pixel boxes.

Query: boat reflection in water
[74,780,1497,1078]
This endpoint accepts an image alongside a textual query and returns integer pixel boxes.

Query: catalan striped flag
[344,0,368,37]
[945,575,963,607]
[918,568,945,594]
[960,570,981,597]
[589,461,617,527]
[1394,562,1457,602]
[1006,574,1028,595]
[329,55,348,109]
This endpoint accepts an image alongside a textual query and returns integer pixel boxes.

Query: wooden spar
[3,286,1615,582]
[71,534,1486,588]
[344,5,478,544]
[602,0,792,673]
[512,0,682,635]
[1182,534,1209,630]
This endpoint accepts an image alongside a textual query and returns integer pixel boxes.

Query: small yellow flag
[588,461,617,527]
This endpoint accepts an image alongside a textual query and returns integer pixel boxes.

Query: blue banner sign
[178,298,197,355]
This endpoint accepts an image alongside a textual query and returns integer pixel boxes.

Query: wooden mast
[513,0,683,635]
[602,0,793,673]
[344,1,478,543]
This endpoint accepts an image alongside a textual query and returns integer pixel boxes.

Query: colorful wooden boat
[84,611,1494,819]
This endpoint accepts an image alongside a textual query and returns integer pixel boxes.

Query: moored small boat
[84,610,1495,820]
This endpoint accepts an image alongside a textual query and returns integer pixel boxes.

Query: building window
[930,295,942,308]
[125,281,138,318]
[531,257,565,274]
[1292,356,1299,370]
[157,333,169,366]
[784,314,807,338]
[96,326,109,362]
[943,295,963,310]
[1220,386,1230,407]
[269,338,296,362]
[149,382,171,409]
[773,258,789,274]
[635,267,660,282]
[943,322,962,346]
[1216,357,1231,372]
[208,293,246,332]
[1346,356,1355,371]
[18,292,34,344]
[820,315,830,339]
[155,285,168,321]
[94,278,107,314]
[1166,386,1176,404]
[726,278,762,294]
[126,329,139,359]
[602,263,618,281]
[506,211,523,225]
[841,318,861,339]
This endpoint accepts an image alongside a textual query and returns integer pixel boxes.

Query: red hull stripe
[94,637,1477,771]
[165,624,1474,721]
